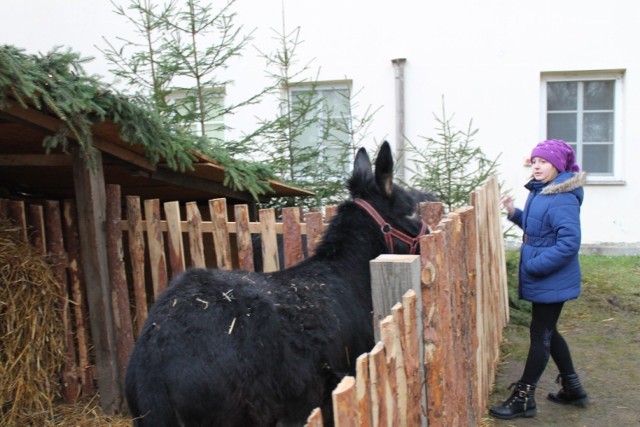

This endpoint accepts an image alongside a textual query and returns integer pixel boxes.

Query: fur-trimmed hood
[541,171,587,195]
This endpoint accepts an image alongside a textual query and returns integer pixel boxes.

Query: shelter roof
[0,45,312,204]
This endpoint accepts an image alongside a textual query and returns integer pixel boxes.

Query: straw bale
[47,398,130,427]
[0,218,65,426]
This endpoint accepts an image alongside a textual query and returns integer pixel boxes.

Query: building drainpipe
[392,58,407,182]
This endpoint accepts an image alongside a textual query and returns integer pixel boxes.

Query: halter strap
[354,198,428,254]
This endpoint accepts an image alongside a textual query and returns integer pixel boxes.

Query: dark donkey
[125,141,430,426]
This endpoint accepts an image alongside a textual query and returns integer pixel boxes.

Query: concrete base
[504,241,640,256]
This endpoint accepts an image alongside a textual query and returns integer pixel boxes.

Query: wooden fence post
[259,208,279,272]
[332,376,357,427]
[106,185,135,393]
[282,207,304,268]
[71,147,121,413]
[44,200,79,403]
[209,198,233,270]
[234,204,255,271]
[164,200,186,275]
[370,255,421,342]
[355,353,372,426]
[144,199,168,300]
[126,196,147,333]
[62,199,95,397]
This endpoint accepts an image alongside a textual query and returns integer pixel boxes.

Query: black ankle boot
[489,381,537,419]
[547,373,589,407]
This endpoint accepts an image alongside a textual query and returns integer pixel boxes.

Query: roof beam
[139,167,255,202]
[1,99,156,171]
[0,154,72,166]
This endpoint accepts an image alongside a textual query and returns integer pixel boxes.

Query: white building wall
[2,0,639,247]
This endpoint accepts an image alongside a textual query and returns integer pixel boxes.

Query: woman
[490,139,589,419]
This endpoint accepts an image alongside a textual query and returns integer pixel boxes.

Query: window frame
[540,70,625,184]
[286,80,354,181]
[165,86,226,143]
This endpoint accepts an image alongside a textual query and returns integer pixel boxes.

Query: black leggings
[520,302,576,386]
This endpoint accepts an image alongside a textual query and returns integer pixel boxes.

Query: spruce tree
[405,98,501,211]
[252,18,378,209]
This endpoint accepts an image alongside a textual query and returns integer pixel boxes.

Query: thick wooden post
[71,147,121,413]
[106,185,135,395]
[370,255,421,342]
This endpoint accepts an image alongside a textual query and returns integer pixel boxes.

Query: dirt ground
[485,263,640,426]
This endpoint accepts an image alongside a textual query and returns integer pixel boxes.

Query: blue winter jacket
[507,172,587,303]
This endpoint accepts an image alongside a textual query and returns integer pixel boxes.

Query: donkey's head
[348,141,429,255]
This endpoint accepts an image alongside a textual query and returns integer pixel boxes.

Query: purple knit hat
[530,139,580,172]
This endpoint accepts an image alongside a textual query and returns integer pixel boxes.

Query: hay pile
[46,399,131,427]
[0,218,65,426]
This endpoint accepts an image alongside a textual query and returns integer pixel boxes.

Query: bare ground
[485,258,640,426]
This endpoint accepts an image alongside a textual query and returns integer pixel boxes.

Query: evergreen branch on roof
[0,44,275,197]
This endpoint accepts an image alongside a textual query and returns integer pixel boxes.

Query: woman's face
[531,157,557,182]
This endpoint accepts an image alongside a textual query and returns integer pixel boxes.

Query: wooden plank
[106,185,135,392]
[144,199,168,300]
[62,199,94,397]
[164,201,186,276]
[381,314,405,426]
[454,210,474,425]
[332,376,357,427]
[458,205,480,423]
[305,408,324,427]
[438,219,460,426]
[44,200,79,403]
[71,147,121,413]
[449,214,469,424]
[368,341,390,427]
[126,196,148,333]
[472,183,492,404]
[401,289,424,427]
[391,301,409,426]
[489,176,510,327]
[234,204,255,272]
[118,216,324,236]
[420,231,445,424]
[282,207,303,268]
[258,208,279,272]
[27,204,46,255]
[355,353,372,427]
[370,254,421,342]
[420,201,444,231]
[304,211,324,256]
[7,200,27,241]
[209,198,233,270]
[186,202,206,268]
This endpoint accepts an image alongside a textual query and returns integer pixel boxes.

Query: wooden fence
[306,175,509,425]
[0,176,508,425]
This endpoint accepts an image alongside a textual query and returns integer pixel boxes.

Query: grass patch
[502,252,640,362]
[504,252,640,325]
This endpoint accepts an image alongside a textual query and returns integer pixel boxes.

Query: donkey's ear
[375,141,394,197]
[353,146,373,178]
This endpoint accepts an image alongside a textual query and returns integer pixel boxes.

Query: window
[541,71,624,179]
[288,81,353,180]
[166,87,225,144]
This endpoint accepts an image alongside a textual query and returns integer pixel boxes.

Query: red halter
[354,198,428,255]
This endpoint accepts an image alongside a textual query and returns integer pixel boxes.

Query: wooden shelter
[0,45,312,414]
